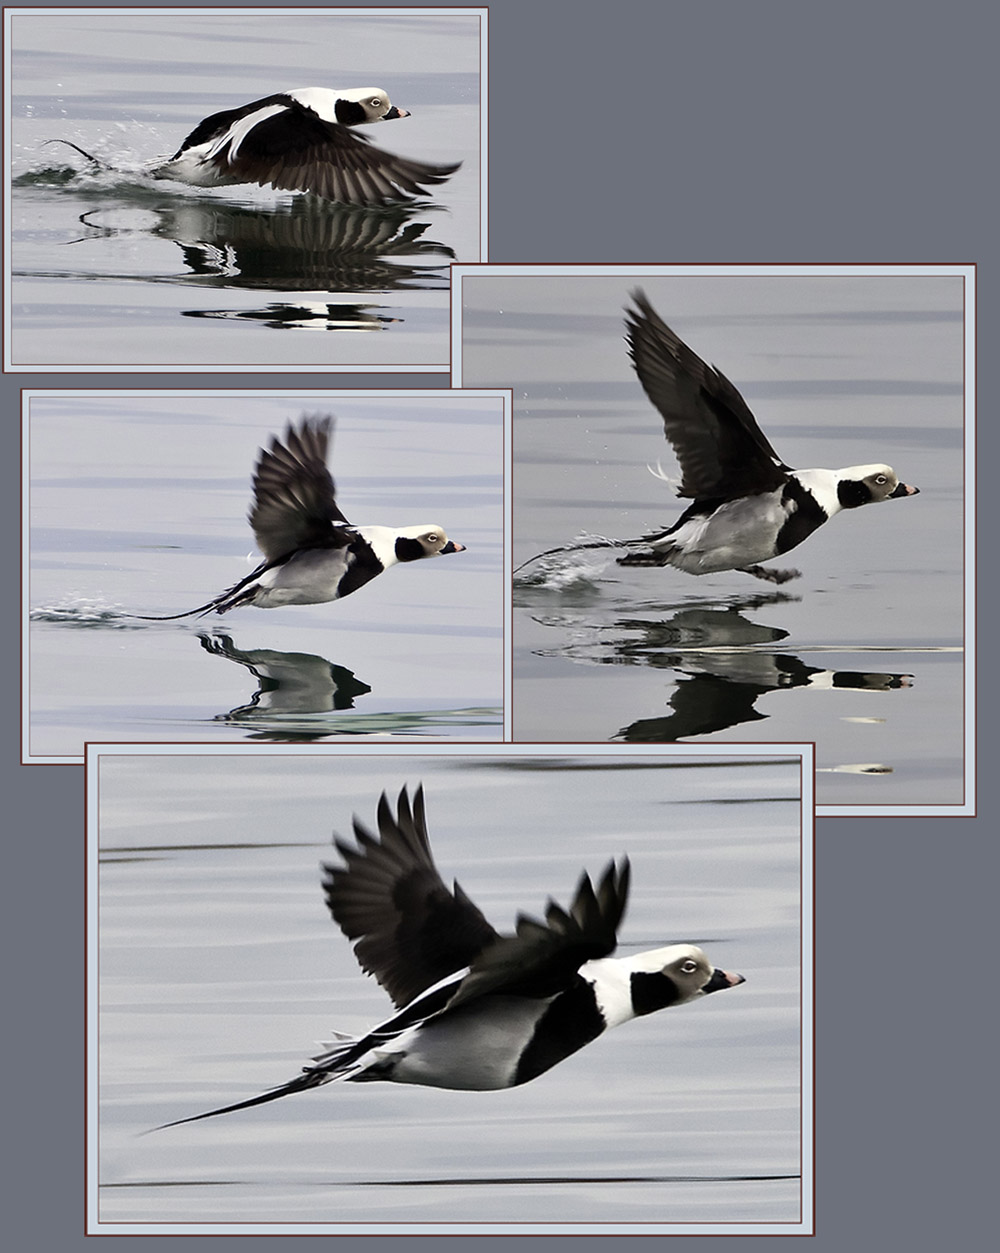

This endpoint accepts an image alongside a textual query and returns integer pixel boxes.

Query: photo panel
[452,264,974,817]
[24,388,508,759]
[6,6,487,371]
[87,741,813,1235]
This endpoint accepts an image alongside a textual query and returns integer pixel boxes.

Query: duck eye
[875,475,887,485]
[371,98,383,108]
[680,959,698,974]
[427,534,439,543]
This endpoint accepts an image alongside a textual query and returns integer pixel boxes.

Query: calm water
[26,394,504,759]
[8,10,483,369]
[457,272,968,812]
[93,752,805,1232]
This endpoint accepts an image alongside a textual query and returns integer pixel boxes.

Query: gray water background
[458,272,966,810]
[95,751,804,1230]
[27,393,504,758]
[8,9,482,369]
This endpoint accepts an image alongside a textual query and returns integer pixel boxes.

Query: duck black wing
[442,858,630,1012]
[323,786,500,1010]
[249,414,356,560]
[196,96,459,204]
[626,290,791,500]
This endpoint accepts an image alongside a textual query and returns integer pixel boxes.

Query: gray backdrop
[6,0,993,1247]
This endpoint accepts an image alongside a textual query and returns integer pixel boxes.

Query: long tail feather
[42,138,106,170]
[513,536,637,576]
[132,557,269,620]
[152,1067,334,1131]
[130,599,225,622]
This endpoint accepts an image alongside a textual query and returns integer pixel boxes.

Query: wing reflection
[78,196,454,292]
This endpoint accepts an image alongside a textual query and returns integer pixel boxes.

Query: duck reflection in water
[199,633,371,726]
[521,596,912,743]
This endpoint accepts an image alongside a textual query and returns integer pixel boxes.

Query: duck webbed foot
[741,564,801,584]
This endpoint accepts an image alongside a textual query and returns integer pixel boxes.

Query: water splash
[515,553,614,590]
[514,532,626,588]
[29,597,141,628]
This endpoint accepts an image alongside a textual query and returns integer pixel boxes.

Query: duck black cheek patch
[395,536,430,562]
[334,98,368,126]
[837,478,875,509]
[629,970,682,1016]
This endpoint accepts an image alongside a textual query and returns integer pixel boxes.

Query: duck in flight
[137,416,464,620]
[159,785,744,1125]
[53,87,459,206]
[152,86,459,204]
[517,291,919,584]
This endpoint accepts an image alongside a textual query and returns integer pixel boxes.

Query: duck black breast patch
[335,543,384,597]
[334,98,368,126]
[629,971,682,1016]
[513,979,606,1086]
[837,478,874,509]
[775,479,829,555]
[395,535,428,562]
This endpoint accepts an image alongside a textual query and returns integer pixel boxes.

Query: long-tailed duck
[138,416,463,620]
[615,291,920,583]
[159,785,743,1125]
[149,86,460,204]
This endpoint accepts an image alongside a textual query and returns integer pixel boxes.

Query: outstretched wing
[443,858,631,1012]
[249,414,354,560]
[323,786,500,1009]
[625,290,790,500]
[221,99,460,204]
